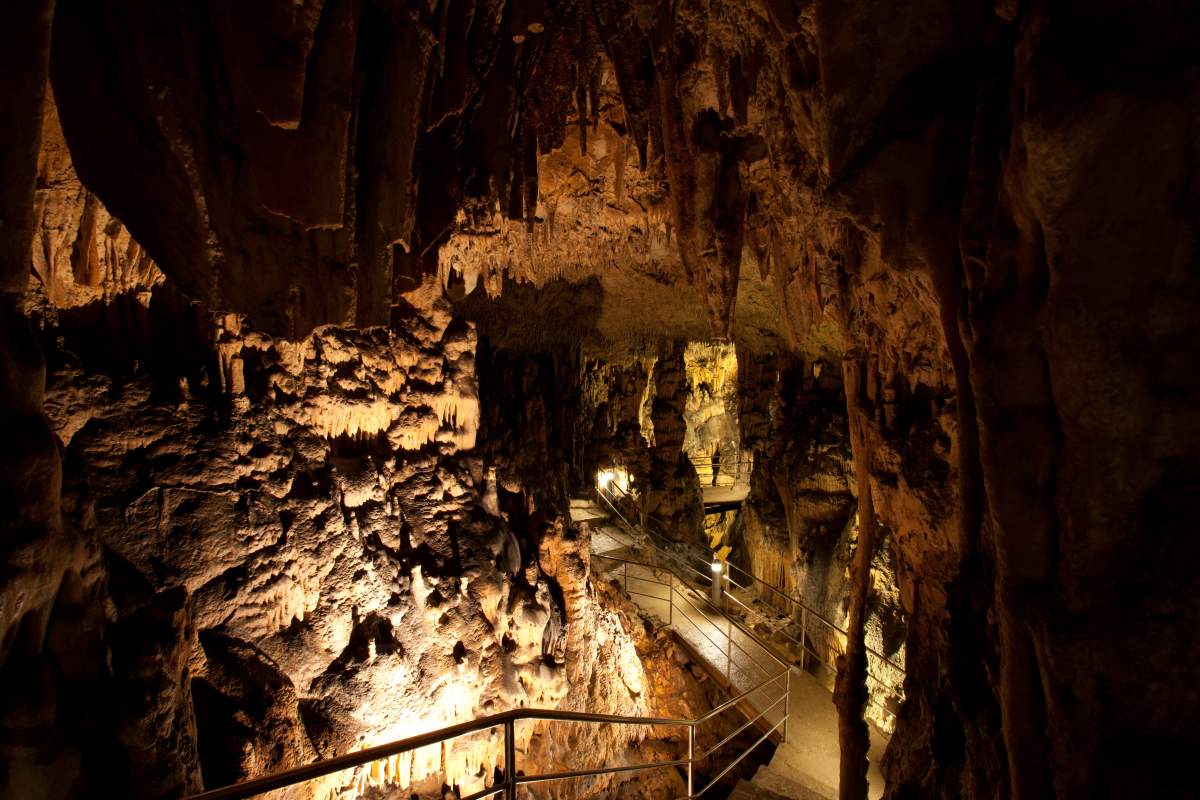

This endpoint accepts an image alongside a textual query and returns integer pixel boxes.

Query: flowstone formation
[34,262,747,798]
[3,1,1197,799]
[682,341,745,485]
[14,114,761,796]
[735,352,905,731]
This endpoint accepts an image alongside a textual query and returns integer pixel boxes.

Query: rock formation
[736,353,905,731]
[1,1,1196,799]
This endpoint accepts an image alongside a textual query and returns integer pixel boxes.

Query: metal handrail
[588,552,792,687]
[187,707,691,800]
[595,479,905,718]
[190,539,791,800]
[601,479,905,672]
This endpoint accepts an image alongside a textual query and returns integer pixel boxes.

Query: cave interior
[1,1,1198,799]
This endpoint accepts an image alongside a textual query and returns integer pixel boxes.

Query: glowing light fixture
[595,466,632,496]
[710,560,724,605]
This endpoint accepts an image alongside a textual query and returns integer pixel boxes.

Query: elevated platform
[578,498,889,800]
[703,483,750,512]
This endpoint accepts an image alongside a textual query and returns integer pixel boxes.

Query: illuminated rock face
[37,273,743,797]
[19,145,762,795]
[2,2,1198,800]
[682,341,744,481]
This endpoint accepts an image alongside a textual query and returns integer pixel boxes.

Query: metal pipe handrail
[521,756,692,785]
[671,589,781,681]
[189,657,781,800]
[591,552,793,706]
[192,503,797,800]
[590,550,794,773]
[460,783,504,800]
[188,707,692,800]
[697,681,788,761]
[599,480,906,676]
[594,492,780,672]
[189,546,787,800]
[598,492,902,717]
[596,486,902,725]
[697,717,786,796]
[667,577,792,676]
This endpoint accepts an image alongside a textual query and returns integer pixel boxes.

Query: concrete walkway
[749,668,887,800]
[702,483,750,510]
[575,500,888,800]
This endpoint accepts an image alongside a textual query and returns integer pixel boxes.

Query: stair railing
[188,539,791,800]
[596,477,904,722]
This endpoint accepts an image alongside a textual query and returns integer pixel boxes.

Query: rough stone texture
[638,343,705,546]
[959,7,1200,797]
[30,91,163,310]
[682,341,745,483]
[2,1,1197,799]
[36,274,751,797]
[736,353,905,731]
[0,4,120,800]
[574,354,654,479]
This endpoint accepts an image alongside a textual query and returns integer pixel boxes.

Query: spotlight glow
[595,466,632,495]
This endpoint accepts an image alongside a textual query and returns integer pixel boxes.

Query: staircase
[193,499,883,800]
[577,497,889,800]
[730,777,827,800]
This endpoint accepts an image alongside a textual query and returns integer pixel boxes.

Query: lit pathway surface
[702,483,750,510]
[572,499,887,800]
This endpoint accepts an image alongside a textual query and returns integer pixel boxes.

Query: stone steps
[749,764,836,800]
[730,775,828,800]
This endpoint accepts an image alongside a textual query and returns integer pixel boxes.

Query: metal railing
[187,539,791,800]
[590,554,791,796]
[596,479,904,722]
[687,454,753,487]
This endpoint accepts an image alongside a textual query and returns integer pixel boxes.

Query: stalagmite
[835,353,876,800]
[0,2,1195,799]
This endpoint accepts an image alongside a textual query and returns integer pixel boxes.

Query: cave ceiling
[43,0,908,361]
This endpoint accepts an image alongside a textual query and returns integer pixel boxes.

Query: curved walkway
[573,499,887,800]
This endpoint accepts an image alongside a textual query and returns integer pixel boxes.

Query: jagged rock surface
[1,1,1196,799]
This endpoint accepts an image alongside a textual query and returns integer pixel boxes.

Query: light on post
[710,560,723,605]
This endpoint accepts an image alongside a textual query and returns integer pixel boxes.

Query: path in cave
[702,483,751,513]
[571,499,886,800]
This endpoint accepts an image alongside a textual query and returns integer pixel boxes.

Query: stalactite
[835,352,874,800]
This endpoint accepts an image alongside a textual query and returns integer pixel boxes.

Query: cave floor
[701,483,751,510]
[577,500,887,800]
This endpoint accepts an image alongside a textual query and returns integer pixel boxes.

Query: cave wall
[959,6,1200,795]
[682,341,744,485]
[2,1,1197,798]
[31,267,736,797]
[735,351,905,731]
[570,353,654,494]
[638,343,705,546]
[0,3,105,798]
[17,124,749,793]
[44,0,597,337]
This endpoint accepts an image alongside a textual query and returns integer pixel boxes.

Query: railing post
[783,669,790,744]
[623,560,628,594]
[687,722,695,798]
[504,717,516,799]
[668,572,673,625]
[725,616,733,684]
